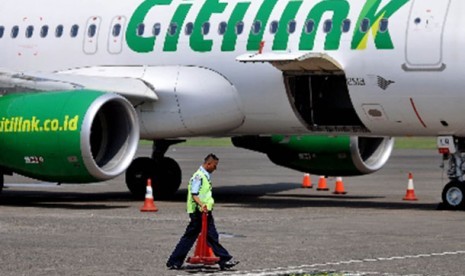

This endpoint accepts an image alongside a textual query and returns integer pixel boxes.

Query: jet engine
[232,135,394,176]
[0,90,139,182]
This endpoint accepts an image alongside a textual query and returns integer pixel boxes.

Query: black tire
[152,157,182,199]
[125,157,182,200]
[125,157,156,199]
[0,175,3,195]
[441,181,465,210]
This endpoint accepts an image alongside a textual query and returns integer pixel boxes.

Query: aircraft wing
[236,51,343,72]
[0,68,158,102]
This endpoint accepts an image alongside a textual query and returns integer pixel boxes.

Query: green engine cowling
[0,90,139,182]
[232,135,394,176]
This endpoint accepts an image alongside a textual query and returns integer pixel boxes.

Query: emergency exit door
[83,16,101,55]
[403,0,450,71]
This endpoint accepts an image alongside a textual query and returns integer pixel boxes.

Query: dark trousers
[167,211,232,266]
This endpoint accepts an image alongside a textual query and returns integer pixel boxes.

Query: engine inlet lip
[80,92,139,180]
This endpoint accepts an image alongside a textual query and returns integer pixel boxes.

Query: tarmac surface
[1,145,465,276]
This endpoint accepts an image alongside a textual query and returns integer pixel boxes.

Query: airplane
[0,0,463,210]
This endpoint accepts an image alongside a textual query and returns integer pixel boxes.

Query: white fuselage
[0,0,464,138]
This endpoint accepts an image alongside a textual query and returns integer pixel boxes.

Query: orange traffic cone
[187,212,220,265]
[403,172,418,201]
[333,177,347,194]
[302,173,313,188]
[140,178,158,212]
[316,176,329,191]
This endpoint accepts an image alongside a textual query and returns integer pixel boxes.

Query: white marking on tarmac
[178,250,465,276]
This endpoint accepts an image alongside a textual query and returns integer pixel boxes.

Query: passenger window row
[0,18,388,40]
[0,24,80,39]
[135,18,389,37]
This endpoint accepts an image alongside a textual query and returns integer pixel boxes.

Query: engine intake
[232,135,394,176]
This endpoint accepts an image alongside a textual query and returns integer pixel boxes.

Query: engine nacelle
[0,90,139,182]
[232,135,394,176]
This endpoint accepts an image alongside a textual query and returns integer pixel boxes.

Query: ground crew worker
[166,153,239,270]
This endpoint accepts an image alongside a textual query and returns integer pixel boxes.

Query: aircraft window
[305,19,315,34]
[137,23,145,36]
[251,20,261,35]
[112,24,121,37]
[56,25,64,38]
[11,26,19,38]
[88,24,97,38]
[379,19,389,33]
[360,18,370,33]
[202,22,210,35]
[152,23,161,36]
[288,20,296,34]
[185,22,193,35]
[323,19,332,33]
[0,26,4,38]
[168,22,177,36]
[218,22,227,35]
[270,20,278,34]
[41,25,49,38]
[70,24,79,37]
[235,21,244,35]
[26,26,34,38]
[342,19,351,33]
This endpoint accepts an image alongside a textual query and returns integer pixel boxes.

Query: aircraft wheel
[153,157,182,199]
[441,180,465,210]
[125,157,156,199]
[0,175,3,194]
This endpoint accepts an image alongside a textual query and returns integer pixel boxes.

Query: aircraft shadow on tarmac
[176,182,440,211]
[0,182,440,211]
[0,189,132,210]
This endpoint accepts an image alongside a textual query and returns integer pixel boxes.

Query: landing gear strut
[126,140,183,199]
[439,136,465,210]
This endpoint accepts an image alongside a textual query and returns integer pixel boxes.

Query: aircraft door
[108,16,126,54]
[83,16,102,55]
[403,0,451,71]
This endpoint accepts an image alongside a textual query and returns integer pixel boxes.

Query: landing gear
[126,140,182,199]
[438,136,465,210]
[441,181,465,210]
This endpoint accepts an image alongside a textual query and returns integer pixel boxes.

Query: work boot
[219,259,239,270]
